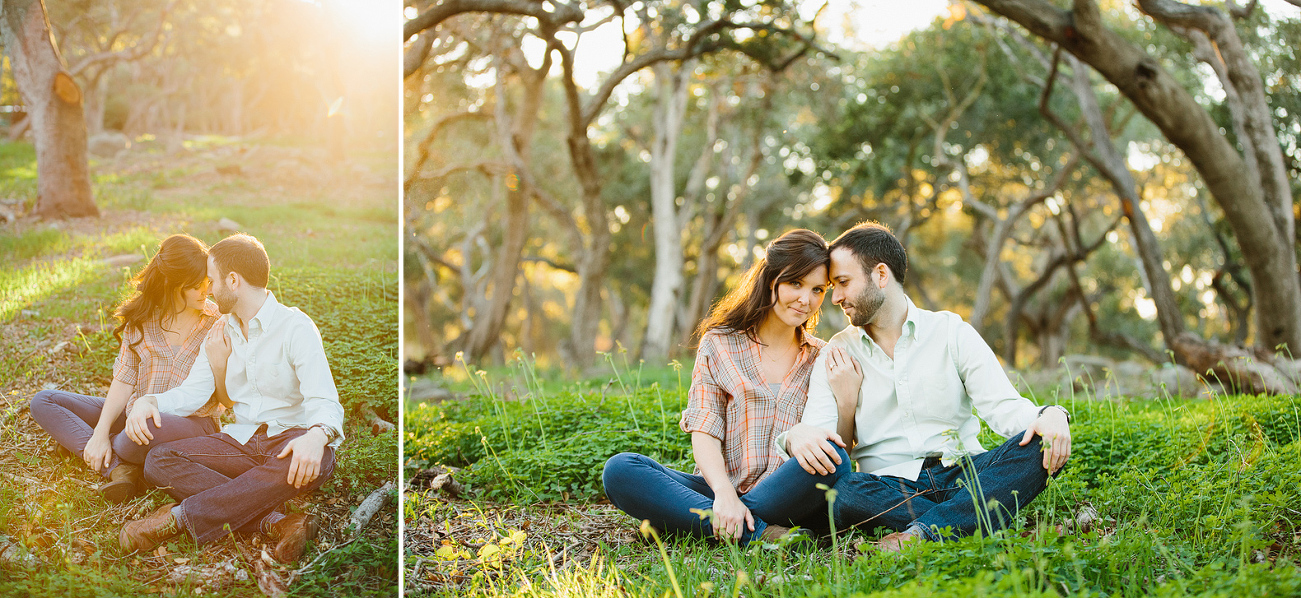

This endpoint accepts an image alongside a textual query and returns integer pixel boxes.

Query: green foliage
[290,535,399,597]
[410,363,1301,597]
[274,267,399,421]
[406,384,692,501]
[331,421,400,496]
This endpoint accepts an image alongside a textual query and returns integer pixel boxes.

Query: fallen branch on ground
[349,481,395,537]
[360,406,395,435]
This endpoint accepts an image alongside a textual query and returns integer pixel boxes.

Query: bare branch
[403,111,494,193]
[404,32,435,79]
[68,0,178,77]
[405,0,583,40]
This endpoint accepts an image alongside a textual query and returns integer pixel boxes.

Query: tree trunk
[463,54,544,362]
[641,60,692,363]
[1044,50,1295,392]
[83,68,108,136]
[404,281,444,364]
[973,0,1301,356]
[2,0,97,219]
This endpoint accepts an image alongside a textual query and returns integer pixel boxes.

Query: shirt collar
[853,294,922,354]
[748,329,817,362]
[902,295,921,340]
[225,290,280,335]
[248,290,280,332]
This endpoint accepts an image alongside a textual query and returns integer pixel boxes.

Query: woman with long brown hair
[31,233,227,503]
[602,229,862,545]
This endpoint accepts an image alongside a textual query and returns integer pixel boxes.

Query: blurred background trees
[406,0,1301,391]
[2,0,398,218]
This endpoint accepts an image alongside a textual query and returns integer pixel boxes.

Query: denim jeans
[602,443,850,546]
[831,431,1052,540]
[143,428,335,544]
[30,389,218,478]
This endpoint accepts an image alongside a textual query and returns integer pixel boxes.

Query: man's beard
[212,286,238,314]
[845,284,884,328]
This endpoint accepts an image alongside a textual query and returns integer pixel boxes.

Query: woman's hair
[695,229,829,344]
[113,234,210,358]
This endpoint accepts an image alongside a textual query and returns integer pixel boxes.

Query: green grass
[406,353,1301,597]
[0,139,398,596]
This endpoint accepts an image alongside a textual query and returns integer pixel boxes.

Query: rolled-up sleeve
[955,321,1038,437]
[289,317,346,448]
[113,332,141,386]
[679,336,727,441]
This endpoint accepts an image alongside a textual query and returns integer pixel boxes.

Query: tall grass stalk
[640,521,685,598]
[514,351,550,450]
[479,429,535,501]
[604,349,642,434]
[819,484,842,590]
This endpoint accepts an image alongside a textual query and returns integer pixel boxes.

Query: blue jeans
[30,389,217,478]
[144,428,335,544]
[602,443,850,546]
[831,432,1052,540]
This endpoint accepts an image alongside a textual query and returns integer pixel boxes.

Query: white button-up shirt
[777,297,1037,481]
[149,291,346,448]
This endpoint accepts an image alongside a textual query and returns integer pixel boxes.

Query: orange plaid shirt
[113,301,223,419]
[679,329,826,494]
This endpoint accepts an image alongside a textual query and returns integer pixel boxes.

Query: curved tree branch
[405,0,583,40]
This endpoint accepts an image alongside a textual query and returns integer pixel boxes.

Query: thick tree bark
[972,0,1301,357]
[2,0,97,219]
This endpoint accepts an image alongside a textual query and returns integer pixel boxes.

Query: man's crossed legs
[121,428,335,563]
[832,432,1052,548]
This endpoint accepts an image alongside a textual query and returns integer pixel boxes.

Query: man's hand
[710,491,754,541]
[277,427,329,489]
[826,347,863,410]
[1020,407,1071,474]
[125,396,163,445]
[83,432,114,472]
[785,422,845,476]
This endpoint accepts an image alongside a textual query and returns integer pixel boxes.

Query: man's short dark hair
[829,221,908,285]
[210,234,270,288]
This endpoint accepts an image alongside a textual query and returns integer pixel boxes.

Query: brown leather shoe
[269,513,318,564]
[877,529,922,552]
[119,503,181,553]
[759,524,793,542]
[99,463,145,504]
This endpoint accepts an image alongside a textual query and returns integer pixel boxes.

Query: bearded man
[778,222,1072,551]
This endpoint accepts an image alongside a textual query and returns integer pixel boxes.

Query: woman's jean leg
[30,389,123,478]
[602,444,848,546]
[602,452,724,539]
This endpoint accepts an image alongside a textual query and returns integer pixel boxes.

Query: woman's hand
[83,432,113,473]
[710,491,754,542]
[826,347,863,410]
[204,323,231,371]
